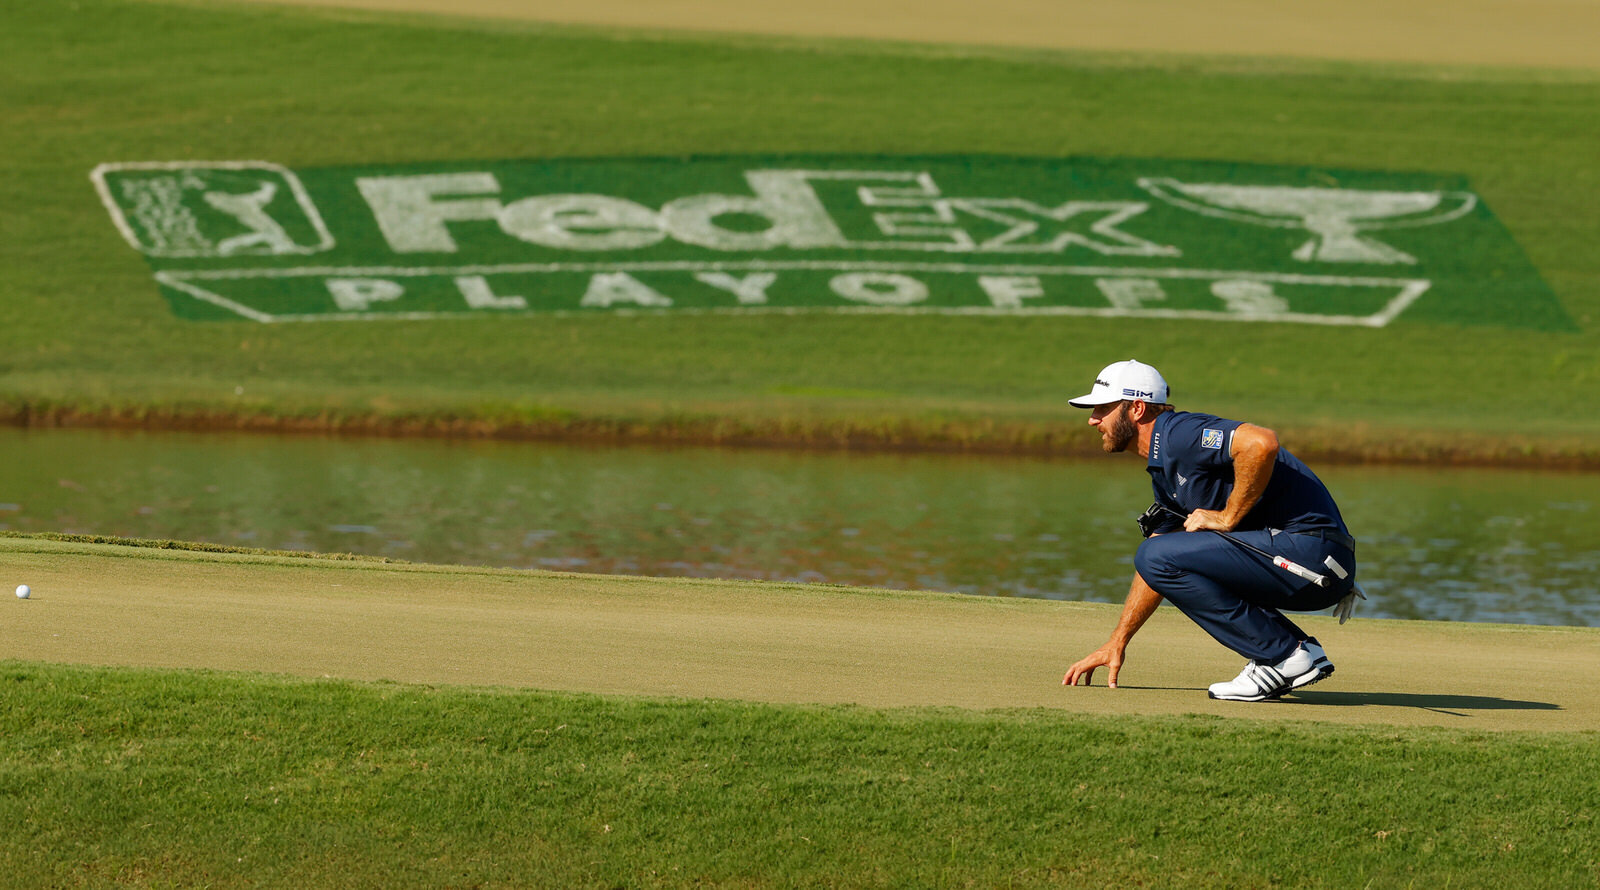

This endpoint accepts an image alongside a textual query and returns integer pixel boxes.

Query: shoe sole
[1208,689,1275,702]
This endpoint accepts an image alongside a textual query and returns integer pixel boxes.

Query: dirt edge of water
[7,404,1596,470]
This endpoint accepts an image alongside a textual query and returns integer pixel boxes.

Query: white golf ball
[15,585,29,599]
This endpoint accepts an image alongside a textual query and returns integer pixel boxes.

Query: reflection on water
[2,428,1596,627]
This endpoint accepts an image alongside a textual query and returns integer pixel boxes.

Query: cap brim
[1067,393,1121,409]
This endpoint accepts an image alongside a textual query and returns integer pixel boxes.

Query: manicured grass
[9,533,1600,731]
[1,661,1595,889]
[3,0,1599,460]
[3,536,1596,885]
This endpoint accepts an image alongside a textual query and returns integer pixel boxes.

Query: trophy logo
[1138,178,1476,265]
[92,161,335,257]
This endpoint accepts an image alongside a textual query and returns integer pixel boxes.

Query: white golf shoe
[1207,639,1335,702]
[1300,637,1335,686]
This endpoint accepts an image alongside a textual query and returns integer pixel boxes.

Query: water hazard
[3,427,1596,626]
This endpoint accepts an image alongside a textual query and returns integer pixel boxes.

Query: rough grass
[1,661,1595,889]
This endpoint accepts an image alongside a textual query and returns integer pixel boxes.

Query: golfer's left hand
[1183,509,1233,532]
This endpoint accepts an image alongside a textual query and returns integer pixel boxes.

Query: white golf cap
[1068,359,1170,408]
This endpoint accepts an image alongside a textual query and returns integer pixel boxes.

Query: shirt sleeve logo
[1201,428,1225,450]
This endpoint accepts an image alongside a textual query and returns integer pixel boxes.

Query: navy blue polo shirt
[1145,411,1348,536]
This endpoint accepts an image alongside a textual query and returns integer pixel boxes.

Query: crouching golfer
[1061,360,1361,701]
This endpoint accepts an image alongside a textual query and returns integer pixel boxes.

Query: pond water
[2,427,1596,627]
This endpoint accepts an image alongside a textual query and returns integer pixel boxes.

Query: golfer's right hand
[1063,644,1124,688]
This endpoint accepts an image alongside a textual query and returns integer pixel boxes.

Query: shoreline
[7,403,1598,470]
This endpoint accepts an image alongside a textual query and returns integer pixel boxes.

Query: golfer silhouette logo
[92,161,335,258]
[201,181,299,255]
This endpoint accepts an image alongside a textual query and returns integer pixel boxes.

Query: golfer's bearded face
[1103,402,1137,453]
[1087,399,1141,453]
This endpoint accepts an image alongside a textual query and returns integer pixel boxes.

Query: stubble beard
[1103,406,1137,453]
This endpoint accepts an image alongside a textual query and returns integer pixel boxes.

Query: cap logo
[1123,388,1155,399]
[1095,378,1110,387]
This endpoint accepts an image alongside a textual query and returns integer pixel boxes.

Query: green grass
[2,0,1599,460]
[0,661,1594,889]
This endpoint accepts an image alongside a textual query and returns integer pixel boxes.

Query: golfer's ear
[1127,400,1148,421]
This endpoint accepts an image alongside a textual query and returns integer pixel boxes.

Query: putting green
[3,536,1593,732]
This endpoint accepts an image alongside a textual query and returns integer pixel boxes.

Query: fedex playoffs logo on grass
[354,169,1179,257]
[90,155,1568,330]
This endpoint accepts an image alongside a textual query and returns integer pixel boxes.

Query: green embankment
[4,0,1599,462]
[0,536,1597,888]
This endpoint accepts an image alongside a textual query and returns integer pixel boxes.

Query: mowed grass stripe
[2,536,1594,731]
[247,0,1600,73]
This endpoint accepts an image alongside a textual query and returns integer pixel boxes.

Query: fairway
[3,536,1594,732]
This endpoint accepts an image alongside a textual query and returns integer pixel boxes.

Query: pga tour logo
[92,162,334,257]
[91,158,1496,325]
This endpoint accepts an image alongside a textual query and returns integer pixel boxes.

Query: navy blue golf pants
[1134,530,1354,664]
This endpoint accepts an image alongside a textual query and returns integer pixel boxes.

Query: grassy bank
[2,662,1596,889]
[3,0,1599,462]
[11,398,1600,468]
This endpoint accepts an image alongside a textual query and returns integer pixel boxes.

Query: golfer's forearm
[1109,574,1163,646]
[1222,424,1278,526]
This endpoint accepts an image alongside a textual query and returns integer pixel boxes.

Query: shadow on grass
[1107,685,1555,720]
[1285,690,1561,717]
[1119,687,1561,718]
